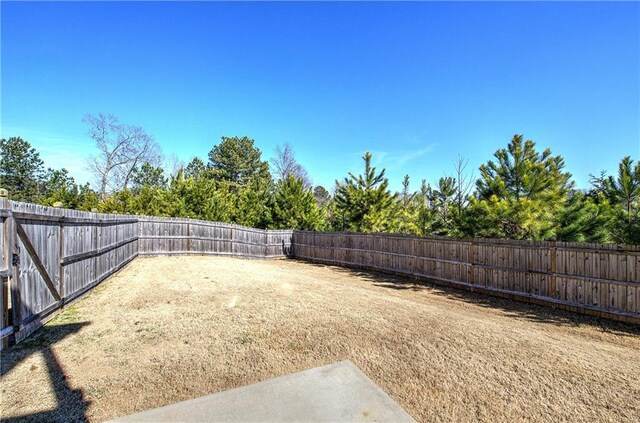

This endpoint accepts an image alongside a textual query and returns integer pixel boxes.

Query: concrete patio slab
[110,360,416,422]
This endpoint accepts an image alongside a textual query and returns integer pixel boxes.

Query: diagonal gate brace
[14,218,62,302]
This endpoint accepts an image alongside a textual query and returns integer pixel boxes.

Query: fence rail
[0,201,293,347]
[291,231,640,324]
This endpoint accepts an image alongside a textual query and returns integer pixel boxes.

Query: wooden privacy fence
[2,197,637,348]
[291,231,640,324]
[0,200,293,347]
[138,216,293,258]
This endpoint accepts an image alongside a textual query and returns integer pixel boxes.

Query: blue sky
[2,1,638,192]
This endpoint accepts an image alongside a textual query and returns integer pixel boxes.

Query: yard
[1,256,639,422]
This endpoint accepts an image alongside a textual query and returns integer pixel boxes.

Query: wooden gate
[0,199,138,348]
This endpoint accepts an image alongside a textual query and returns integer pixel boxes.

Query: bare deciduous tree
[84,113,162,198]
[453,155,474,216]
[270,143,312,188]
[165,153,185,178]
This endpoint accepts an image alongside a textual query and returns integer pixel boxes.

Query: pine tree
[130,186,176,217]
[556,191,612,243]
[334,152,398,233]
[234,177,273,228]
[98,189,135,214]
[396,175,417,234]
[131,162,167,191]
[78,184,100,212]
[431,177,457,236]
[184,157,207,179]
[170,170,223,220]
[593,156,640,244]
[202,180,237,223]
[414,180,434,236]
[469,135,573,240]
[322,196,342,231]
[272,175,323,230]
[42,168,82,208]
[476,135,572,202]
[606,157,640,218]
[0,137,45,202]
[208,136,270,186]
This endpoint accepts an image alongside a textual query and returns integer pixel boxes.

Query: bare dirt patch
[1,256,639,422]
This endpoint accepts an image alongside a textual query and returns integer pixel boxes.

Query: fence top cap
[0,188,7,198]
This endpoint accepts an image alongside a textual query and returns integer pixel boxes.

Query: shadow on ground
[1,322,91,422]
[297,260,640,337]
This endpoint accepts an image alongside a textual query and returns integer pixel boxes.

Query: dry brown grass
[1,256,639,422]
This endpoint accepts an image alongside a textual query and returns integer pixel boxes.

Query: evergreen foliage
[470,135,573,240]
[272,175,323,230]
[431,177,458,236]
[0,137,45,202]
[556,191,612,243]
[595,157,640,244]
[184,157,207,179]
[414,180,434,236]
[131,162,167,191]
[235,177,273,228]
[334,152,398,233]
[1,133,637,245]
[396,175,418,234]
[208,136,270,185]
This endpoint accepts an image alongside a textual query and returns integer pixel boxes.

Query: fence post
[264,230,268,257]
[231,227,235,255]
[5,197,22,335]
[187,220,191,253]
[56,204,65,306]
[93,213,99,283]
[136,218,141,257]
[1,191,10,348]
[470,239,479,285]
[412,237,418,278]
[550,247,557,299]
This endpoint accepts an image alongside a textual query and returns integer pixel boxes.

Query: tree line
[1,114,638,244]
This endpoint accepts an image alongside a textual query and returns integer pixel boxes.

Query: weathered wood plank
[14,218,61,302]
